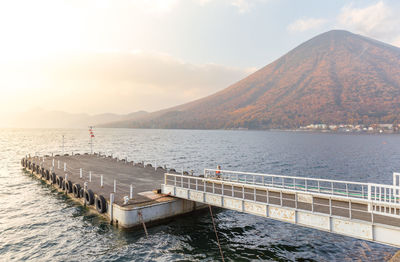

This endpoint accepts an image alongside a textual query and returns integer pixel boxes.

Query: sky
[1,0,400,117]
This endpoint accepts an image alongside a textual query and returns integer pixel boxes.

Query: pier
[21,153,204,229]
[21,153,400,248]
[162,169,400,248]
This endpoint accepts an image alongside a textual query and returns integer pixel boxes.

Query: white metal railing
[368,183,400,204]
[204,169,370,200]
[164,172,400,219]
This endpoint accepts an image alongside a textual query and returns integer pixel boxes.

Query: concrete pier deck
[22,153,201,228]
[39,153,171,205]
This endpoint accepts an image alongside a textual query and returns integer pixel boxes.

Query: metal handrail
[165,172,400,206]
[204,168,369,186]
[164,173,400,218]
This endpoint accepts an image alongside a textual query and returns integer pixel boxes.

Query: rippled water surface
[1,128,400,261]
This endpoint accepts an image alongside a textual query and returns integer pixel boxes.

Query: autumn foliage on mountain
[104,30,400,129]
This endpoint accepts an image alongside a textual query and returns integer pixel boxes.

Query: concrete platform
[21,154,203,229]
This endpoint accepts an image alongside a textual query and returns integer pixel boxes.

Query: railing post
[349,200,352,219]
[368,184,371,201]
[57,160,60,169]
[101,175,103,187]
[89,171,92,182]
[64,162,66,172]
[52,158,55,167]
[311,196,314,212]
[130,184,133,199]
[80,168,82,179]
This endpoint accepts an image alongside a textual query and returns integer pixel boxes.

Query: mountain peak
[104,30,400,129]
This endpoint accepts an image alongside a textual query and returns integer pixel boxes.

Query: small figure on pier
[216,165,221,179]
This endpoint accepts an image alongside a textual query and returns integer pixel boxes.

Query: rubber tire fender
[95,195,107,213]
[62,180,66,190]
[73,184,81,198]
[79,188,84,198]
[84,189,94,205]
[57,176,63,188]
[45,170,50,180]
[51,173,57,184]
[65,180,73,193]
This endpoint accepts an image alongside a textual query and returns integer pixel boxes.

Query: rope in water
[138,211,149,238]
[209,205,225,262]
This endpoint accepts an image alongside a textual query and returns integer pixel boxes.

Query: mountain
[2,108,148,128]
[102,30,400,129]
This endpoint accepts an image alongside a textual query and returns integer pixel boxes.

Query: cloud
[0,51,254,114]
[287,18,327,33]
[196,0,268,13]
[231,0,252,13]
[337,1,400,47]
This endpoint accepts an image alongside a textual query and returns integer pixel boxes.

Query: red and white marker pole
[89,126,95,154]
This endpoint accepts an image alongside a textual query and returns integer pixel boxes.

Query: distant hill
[102,30,400,129]
[3,108,148,128]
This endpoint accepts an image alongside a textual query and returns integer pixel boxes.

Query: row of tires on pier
[21,158,108,214]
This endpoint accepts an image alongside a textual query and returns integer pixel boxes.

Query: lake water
[1,128,399,261]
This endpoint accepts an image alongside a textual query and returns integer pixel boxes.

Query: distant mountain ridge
[2,108,148,128]
[102,30,400,129]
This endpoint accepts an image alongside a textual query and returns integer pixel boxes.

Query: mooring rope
[209,205,225,262]
[138,210,149,238]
